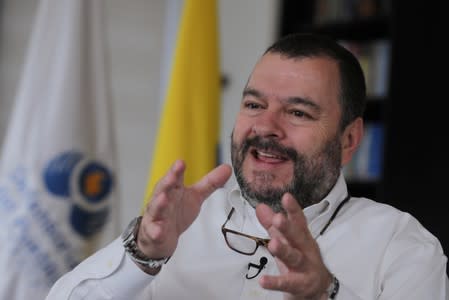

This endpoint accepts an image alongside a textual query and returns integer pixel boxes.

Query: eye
[286,108,315,125]
[243,101,263,110]
[289,109,309,119]
[241,100,265,116]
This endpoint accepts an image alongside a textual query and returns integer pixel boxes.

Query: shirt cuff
[333,280,363,300]
[99,237,155,298]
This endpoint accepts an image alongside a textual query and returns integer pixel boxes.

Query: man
[46,33,449,299]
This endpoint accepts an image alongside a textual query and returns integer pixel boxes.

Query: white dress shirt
[45,174,449,299]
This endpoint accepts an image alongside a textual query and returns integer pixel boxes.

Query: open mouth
[250,148,289,163]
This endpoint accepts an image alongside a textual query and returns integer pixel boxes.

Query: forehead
[247,53,341,108]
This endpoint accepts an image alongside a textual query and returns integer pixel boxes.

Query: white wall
[0,0,280,231]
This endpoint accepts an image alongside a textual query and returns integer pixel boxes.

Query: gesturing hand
[137,160,232,267]
[256,193,333,300]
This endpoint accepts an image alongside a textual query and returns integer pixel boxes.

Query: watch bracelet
[122,216,169,269]
[127,252,170,269]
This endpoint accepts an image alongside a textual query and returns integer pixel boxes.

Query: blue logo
[43,151,114,238]
[43,151,83,197]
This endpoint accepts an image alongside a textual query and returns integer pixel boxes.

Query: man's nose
[251,111,285,139]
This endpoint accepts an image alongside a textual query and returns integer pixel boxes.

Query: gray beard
[231,134,342,212]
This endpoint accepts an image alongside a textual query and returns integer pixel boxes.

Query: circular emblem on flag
[70,159,113,210]
[43,151,114,238]
[43,151,83,197]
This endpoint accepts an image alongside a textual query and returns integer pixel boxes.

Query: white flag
[0,0,118,299]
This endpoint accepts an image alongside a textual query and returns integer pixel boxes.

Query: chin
[246,178,289,196]
[249,170,291,186]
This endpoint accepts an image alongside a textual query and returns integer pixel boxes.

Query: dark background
[279,0,448,274]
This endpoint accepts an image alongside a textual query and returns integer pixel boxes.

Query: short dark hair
[265,33,366,130]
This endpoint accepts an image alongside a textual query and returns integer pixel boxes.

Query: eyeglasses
[221,194,350,256]
[221,207,270,255]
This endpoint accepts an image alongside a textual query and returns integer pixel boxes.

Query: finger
[153,160,186,195]
[280,193,305,221]
[279,193,313,246]
[269,236,303,269]
[259,273,306,295]
[146,190,172,221]
[145,160,186,220]
[255,203,275,229]
[257,207,299,263]
[265,218,304,269]
[140,193,173,245]
[260,266,330,297]
[190,164,232,201]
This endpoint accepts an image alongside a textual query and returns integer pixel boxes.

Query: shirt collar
[305,172,349,238]
[305,172,348,216]
[226,171,349,237]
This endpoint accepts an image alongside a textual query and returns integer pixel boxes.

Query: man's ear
[341,117,364,166]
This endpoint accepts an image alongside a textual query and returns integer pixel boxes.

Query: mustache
[239,136,298,161]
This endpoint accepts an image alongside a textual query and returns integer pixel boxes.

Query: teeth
[257,150,281,159]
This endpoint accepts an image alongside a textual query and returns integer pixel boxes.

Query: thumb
[191,164,232,201]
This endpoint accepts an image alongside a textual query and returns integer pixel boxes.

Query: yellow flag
[143,0,220,208]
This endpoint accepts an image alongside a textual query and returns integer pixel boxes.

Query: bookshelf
[279,0,392,200]
[279,0,448,274]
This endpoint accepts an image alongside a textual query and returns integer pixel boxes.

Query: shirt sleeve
[45,237,155,300]
[377,215,449,300]
[379,249,448,300]
[331,260,448,300]
[333,250,448,300]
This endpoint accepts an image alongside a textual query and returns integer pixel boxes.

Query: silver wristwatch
[121,216,168,269]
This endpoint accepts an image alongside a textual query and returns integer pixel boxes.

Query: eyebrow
[242,87,321,112]
[242,87,263,99]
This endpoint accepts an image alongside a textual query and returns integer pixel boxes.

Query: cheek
[232,116,253,143]
[296,126,330,152]
[287,132,315,156]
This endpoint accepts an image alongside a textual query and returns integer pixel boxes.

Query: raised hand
[255,193,332,300]
[137,160,232,271]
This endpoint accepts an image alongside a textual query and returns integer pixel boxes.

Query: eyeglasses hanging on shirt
[221,207,270,255]
[221,194,350,279]
[221,207,269,279]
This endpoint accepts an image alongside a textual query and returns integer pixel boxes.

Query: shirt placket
[238,212,276,300]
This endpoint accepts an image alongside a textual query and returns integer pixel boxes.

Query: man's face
[231,53,344,211]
